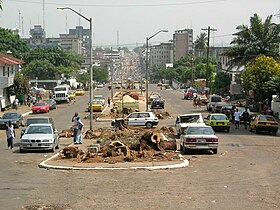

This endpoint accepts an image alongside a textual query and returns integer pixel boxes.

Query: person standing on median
[6,121,15,150]
[72,112,79,144]
[75,116,84,144]
[234,108,241,129]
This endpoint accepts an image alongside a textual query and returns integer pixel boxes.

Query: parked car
[20,116,55,138]
[93,95,105,106]
[75,89,85,96]
[0,112,23,129]
[32,102,50,114]
[180,124,218,154]
[150,98,165,109]
[175,113,205,136]
[198,94,208,104]
[112,112,159,129]
[212,102,228,113]
[43,99,57,110]
[220,104,235,118]
[184,88,197,100]
[69,90,76,101]
[87,100,104,112]
[249,115,278,135]
[96,83,104,88]
[19,124,59,152]
[204,113,230,132]
[207,94,222,111]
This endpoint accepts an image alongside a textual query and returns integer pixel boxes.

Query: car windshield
[186,127,214,135]
[26,126,52,134]
[180,115,200,123]
[34,102,46,106]
[94,95,104,99]
[212,115,227,120]
[26,118,49,125]
[43,100,52,103]
[259,116,275,121]
[211,96,222,102]
[54,87,66,91]
[2,113,18,119]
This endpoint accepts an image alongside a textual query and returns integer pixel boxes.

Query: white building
[150,42,174,69]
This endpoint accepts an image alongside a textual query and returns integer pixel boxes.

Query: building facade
[173,29,193,61]
[150,42,174,69]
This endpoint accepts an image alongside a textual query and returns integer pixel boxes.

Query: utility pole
[202,26,217,89]
[110,47,114,100]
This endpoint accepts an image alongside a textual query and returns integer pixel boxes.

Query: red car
[32,102,50,114]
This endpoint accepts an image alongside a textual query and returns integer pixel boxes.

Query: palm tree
[225,13,280,66]
[194,32,207,57]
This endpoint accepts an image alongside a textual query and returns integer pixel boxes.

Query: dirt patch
[56,126,180,164]
[22,204,72,210]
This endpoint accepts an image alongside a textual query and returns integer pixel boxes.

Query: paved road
[0,85,279,210]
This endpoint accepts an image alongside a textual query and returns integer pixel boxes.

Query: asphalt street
[0,85,279,210]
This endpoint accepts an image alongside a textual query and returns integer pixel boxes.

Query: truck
[175,113,205,136]
[53,85,71,103]
[207,94,222,111]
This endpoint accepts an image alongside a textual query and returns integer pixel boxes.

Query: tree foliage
[8,73,30,96]
[241,55,280,101]
[194,32,207,56]
[213,72,231,96]
[23,59,59,80]
[93,66,108,83]
[225,14,280,66]
[0,27,29,58]
[263,74,280,97]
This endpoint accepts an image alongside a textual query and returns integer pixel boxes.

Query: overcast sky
[0,0,279,48]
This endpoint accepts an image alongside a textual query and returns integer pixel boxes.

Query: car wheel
[146,122,153,129]
[254,128,259,134]
[19,148,25,153]
[51,145,56,152]
[226,128,230,133]
[55,142,59,149]
[182,145,187,155]
[273,130,277,136]
[212,149,218,154]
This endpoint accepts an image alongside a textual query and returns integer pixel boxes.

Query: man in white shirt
[234,109,241,129]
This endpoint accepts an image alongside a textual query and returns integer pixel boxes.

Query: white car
[19,124,59,152]
[112,112,159,129]
[180,124,218,154]
[96,84,104,88]
[93,95,105,106]
[175,113,205,136]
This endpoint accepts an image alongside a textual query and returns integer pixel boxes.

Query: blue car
[0,112,23,129]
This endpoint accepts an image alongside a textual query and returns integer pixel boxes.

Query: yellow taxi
[87,100,103,112]
[75,89,85,96]
[204,113,230,132]
[249,114,278,135]
[69,90,76,101]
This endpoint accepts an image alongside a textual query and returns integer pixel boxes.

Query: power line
[8,0,228,7]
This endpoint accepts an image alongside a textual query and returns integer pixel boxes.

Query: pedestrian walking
[6,121,15,150]
[76,116,84,144]
[234,108,241,129]
[72,112,79,144]
[242,107,250,130]
[108,97,111,107]
[13,98,19,110]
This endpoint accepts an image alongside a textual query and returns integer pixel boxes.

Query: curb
[38,154,189,171]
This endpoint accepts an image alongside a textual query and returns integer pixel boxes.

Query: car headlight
[42,139,52,142]
[21,139,30,143]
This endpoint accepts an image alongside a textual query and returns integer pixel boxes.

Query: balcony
[0,76,14,88]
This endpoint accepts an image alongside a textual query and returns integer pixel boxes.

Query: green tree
[23,59,59,80]
[8,73,30,96]
[226,14,280,66]
[194,32,207,56]
[0,28,29,58]
[213,72,231,96]
[263,74,280,97]
[76,73,89,87]
[242,55,280,101]
[93,67,108,83]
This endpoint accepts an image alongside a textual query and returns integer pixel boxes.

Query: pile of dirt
[152,110,173,119]
[57,126,179,164]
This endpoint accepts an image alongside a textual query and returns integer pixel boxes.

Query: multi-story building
[173,29,193,61]
[28,25,46,47]
[57,34,83,55]
[150,42,173,69]
[69,26,90,56]
[0,54,24,109]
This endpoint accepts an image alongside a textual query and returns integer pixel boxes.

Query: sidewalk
[0,104,32,117]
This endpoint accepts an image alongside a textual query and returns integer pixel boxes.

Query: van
[207,94,222,111]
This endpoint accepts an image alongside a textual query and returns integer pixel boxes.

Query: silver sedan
[19,124,59,152]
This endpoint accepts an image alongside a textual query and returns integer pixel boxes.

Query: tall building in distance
[68,26,90,56]
[28,25,46,46]
[150,42,173,69]
[173,29,193,61]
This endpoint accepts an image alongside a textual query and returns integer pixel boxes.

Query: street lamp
[57,7,93,130]
[145,30,168,111]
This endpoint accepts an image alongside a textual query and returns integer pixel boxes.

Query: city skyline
[0,0,279,48]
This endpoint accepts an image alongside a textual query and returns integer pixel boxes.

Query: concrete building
[173,29,193,61]
[28,25,46,47]
[69,26,90,56]
[0,54,24,109]
[150,42,173,69]
[57,34,83,55]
